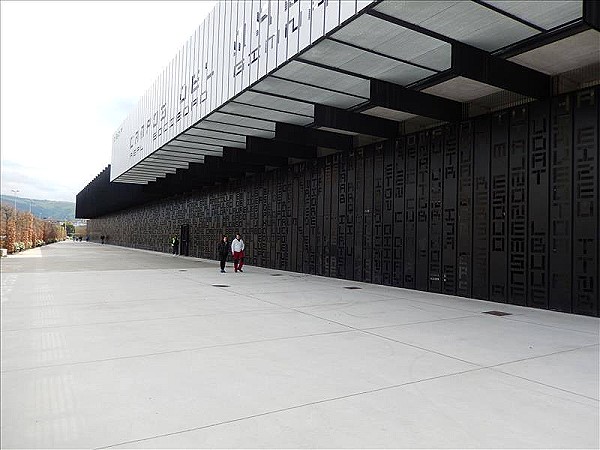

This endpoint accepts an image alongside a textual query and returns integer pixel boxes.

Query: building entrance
[180,224,190,256]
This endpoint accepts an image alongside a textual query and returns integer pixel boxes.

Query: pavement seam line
[96,365,487,449]
[0,307,284,332]
[0,329,355,374]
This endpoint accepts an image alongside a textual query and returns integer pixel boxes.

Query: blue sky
[1,1,215,202]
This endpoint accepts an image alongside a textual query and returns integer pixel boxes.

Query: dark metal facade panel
[457,121,474,298]
[337,152,348,279]
[309,159,319,274]
[354,149,365,282]
[346,150,356,280]
[404,134,418,289]
[508,106,529,306]
[472,116,491,301]
[372,144,385,284]
[330,153,339,277]
[303,162,312,274]
[489,113,508,302]
[316,158,325,276]
[393,137,406,288]
[549,94,572,312]
[528,100,551,309]
[83,87,599,317]
[323,155,332,277]
[363,148,374,284]
[442,124,458,295]
[429,128,444,293]
[416,131,430,292]
[572,87,598,316]
[336,153,348,278]
[382,141,395,286]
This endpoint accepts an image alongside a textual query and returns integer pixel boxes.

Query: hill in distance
[1,195,75,221]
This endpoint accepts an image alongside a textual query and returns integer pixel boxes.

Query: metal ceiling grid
[273,60,370,97]
[252,76,366,109]
[373,1,541,51]
[482,1,583,30]
[331,14,452,71]
[300,39,437,85]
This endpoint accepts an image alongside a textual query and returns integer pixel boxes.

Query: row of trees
[0,204,66,253]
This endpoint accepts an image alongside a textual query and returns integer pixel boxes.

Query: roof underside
[114,0,598,184]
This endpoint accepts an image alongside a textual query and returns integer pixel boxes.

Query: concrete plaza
[1,241,598,448]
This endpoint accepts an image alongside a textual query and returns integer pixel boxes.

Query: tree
[65,222,75,236]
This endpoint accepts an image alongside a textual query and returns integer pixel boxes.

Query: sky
[1,0,216,203]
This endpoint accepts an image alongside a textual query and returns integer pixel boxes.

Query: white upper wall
[110,0,375,181]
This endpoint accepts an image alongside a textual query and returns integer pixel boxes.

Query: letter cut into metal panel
[363,147,374,283]
[549,94,572,312]
[311,0,326,44]
[404,134,418,289]
[288,164,302,272]
[528,99,551,309]
[346,150,356,280]
[323,155,332,277]
[316,158,325,276]
[372,143,384,284]
[393,137,406,288]
[337,152,348,278]
[303,162,312,274]
[265,0,279,75]
[572,88,598,316]
[382,141,395,286]
[416,131,430,292]
[471,116,491,301]
[509,106,528,306]
[299,0,312,52]
[354,148,365,282]
[287,0,301,60]
[308,159,318,274]
[442,124,458,295]
[429,128,443,293]
[249,0,261,85]
[457,121,473,298]
[330,153,339,276]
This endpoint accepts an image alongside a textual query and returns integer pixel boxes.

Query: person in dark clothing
[217,235,230,273]
[100,235,105,244]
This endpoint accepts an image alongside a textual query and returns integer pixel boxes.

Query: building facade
[78,0,600,316]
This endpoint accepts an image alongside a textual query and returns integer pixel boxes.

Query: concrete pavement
[1,241,598,448]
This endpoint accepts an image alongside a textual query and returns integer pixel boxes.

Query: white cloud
[1,0,216,202]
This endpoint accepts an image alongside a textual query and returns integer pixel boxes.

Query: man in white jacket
[231,233,245,273]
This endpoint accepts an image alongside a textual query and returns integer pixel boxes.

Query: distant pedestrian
[217,235,230,273]
[171,236,179,255]
[100,235,105,244]
[231,233,245,273]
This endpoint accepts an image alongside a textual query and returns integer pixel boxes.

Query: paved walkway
[1,241,598,448]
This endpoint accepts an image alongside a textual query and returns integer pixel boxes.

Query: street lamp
[10,189,19,216]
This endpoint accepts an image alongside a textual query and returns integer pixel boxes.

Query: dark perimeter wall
[86,87,599,316]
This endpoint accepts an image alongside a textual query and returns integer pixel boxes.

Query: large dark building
[77,0,600,317]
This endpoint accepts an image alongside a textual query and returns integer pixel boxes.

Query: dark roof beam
[275,122,353,151]
[222,147,288,167]
[369,79,463,122]
[451,43,552,98]
[313,104,399,138]
[246,136,317,159]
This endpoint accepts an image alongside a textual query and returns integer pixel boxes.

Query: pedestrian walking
[100,235,105,244]
[171,236,179,255]
[217,235,230,273]
[231,233,245,273]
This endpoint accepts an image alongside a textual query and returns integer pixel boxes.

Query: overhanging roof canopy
[111,0,598,185]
